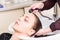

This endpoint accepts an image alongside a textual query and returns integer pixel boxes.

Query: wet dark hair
[31,13,42,37]
[0,33,12,40]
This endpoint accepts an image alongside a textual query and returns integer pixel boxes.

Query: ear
[27,29,35,36]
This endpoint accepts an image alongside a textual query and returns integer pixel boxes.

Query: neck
[10,33,30,40]
[14,33,30,39]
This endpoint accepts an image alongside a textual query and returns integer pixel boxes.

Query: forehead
[24,13,37,25]
[24,13,36,19]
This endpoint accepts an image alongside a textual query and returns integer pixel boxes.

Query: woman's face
[13,13,37,35]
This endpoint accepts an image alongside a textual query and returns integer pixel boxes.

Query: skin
[35,27,52,35]
[10,13,52,40]
[13,13,37,35]
[10,13,38,40]
[29,2,44,10]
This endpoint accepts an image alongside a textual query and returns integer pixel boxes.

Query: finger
[29,4,36,8]
[35,33,42,36]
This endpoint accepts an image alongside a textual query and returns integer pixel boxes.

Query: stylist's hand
[35,27,52,36]
[29,2,44,12]
[35,29,45,36]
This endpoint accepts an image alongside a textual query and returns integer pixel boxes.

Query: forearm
[41,0,56,11]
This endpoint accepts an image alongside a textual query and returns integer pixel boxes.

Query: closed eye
[24,16,30,22]
[24,18,29,22]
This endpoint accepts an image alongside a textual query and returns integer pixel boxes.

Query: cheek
[13,23,25,33]
[13,24,29,33]
[13,21,34,33]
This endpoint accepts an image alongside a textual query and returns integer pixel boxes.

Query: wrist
[39,27,52,35]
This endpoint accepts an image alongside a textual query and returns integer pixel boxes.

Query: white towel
[8,22,15,33]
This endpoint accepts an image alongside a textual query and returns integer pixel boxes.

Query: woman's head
[13,13,42,36]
